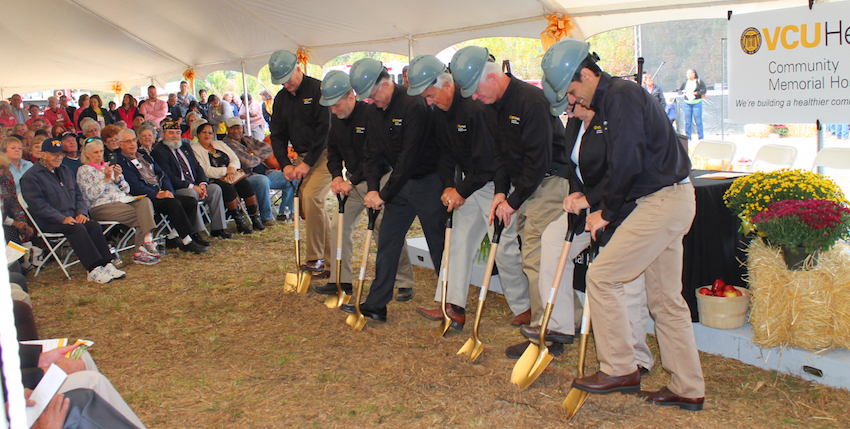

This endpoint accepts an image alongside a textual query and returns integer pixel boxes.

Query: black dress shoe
[395,287,414,302]
[519,326,575,344]
[638,365,650,375]
[504,340,564,359]
[638,386,704,411]
[340,302,387,322]
[165,237,181,249]
[315,283,353,295]
[301,259,325,272]
[191,234,212,247]
[572,370,641,394]
[180,241,209,254]
[251,215,266,231]
[211,229,233,239]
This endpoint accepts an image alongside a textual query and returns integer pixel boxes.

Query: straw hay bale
[746,238,850,350]
[786,124,817,138]
[745,124,773,138]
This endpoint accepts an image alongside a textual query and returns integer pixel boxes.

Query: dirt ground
[25,213,850,429]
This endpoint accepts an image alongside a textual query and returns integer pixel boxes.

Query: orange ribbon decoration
[183,68,195,81]
[296,48,310,68]
[112,82,123,96]
[541,13,574,52]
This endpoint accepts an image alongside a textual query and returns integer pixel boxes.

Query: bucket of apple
[696,279,750,329]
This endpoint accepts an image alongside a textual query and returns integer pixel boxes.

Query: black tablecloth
[682,170,749,321]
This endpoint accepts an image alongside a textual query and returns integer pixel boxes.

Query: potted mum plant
[751,199,850,269]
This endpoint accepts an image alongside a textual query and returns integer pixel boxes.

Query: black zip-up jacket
[435,85,497,198]
[490,74,567,209]
[327,101,388,186]
[364,84,438,203]
[269,75,331,168]
[564,114,636,246]
[591,72,691,223]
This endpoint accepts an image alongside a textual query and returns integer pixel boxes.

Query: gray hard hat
[450,46,491,98]
[349,58,384,101]
[406,55,447,96]
[543,80,570,117]
[541,39,591,103]
[269,50,298,84]
[319,70,352,107]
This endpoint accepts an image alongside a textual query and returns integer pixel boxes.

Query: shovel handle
[367,208,380,230]
[337,193,348,213]
[564,210,587,243]
[446,211,453,228]
[491,217,505,245]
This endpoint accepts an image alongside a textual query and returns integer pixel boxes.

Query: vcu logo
[741,27,762,55]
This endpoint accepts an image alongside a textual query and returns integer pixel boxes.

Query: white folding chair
[691,140,737,171]
[18,195,79,279]
[750,144,798,172]
[98,220,136,253]
[811,147,850,171]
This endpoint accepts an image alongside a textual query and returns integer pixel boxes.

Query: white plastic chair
[749,144,798,172]
[18,195,79,279]
[692,140,737,171]
[811,148,850,171]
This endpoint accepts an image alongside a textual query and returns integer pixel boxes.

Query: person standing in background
[678,69,706,141]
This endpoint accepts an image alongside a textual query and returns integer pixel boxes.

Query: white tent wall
[0,0,816,94]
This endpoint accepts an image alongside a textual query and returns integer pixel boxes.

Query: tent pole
[241,61,251,137]
[408,35,414,62]
[817,120,824,175]
[721,37,726,141]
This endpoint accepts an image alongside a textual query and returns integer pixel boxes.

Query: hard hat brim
[459,77,481,98]
[406,81,432,96]
[319,93,345,107]
[355,82,375,102]
[271,69,295,85]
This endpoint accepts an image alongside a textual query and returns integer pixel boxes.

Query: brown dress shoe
[301,259,326,272]
[638,386,704,411]
[519,326,574,344]
[510,309,531,327]
[415,303,465,331]
[311,270,331,279]
[572,370,641,394]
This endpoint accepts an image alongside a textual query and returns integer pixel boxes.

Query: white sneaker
[87,266,113,284]
[103,263,127,280]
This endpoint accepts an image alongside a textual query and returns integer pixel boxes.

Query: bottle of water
[110,245,123,267]
[283,206,292,223]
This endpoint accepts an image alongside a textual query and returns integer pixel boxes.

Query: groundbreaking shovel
[437,212,454,336]
[563,269,594,418]
[346,208,380,331]
[284,180,311,293]
[325,193,350,308]
[457,218,505,361]
[511,211,585,390]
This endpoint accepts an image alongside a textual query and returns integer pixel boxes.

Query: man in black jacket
[338,58,446,321]
[268,49,332,277]
[314,70,415,297]
[151,120,229,239]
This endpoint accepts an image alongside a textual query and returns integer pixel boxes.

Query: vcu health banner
[728,1,850,123]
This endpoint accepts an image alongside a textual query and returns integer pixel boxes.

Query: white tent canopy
[1,0,807,94]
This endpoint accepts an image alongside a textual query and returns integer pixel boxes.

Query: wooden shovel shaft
[353,229,374,316]
[438,213,453,335]
[470,241,498,339]
[538,239,572,342]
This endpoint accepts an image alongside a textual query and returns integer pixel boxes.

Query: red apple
[723,290,739,297]
[698,288,713,296]
[712,279,726,294]
[724,284,736,292]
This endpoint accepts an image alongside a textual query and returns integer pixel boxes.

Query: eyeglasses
[368,82,382,100]
[120,139,135,144]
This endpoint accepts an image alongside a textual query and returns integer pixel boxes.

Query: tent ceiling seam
[222,0,304,48]
[63,0,189,71]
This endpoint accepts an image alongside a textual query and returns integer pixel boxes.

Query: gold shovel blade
[345,313,366,330]
[295,271,312,294]
[438,318,452,336]
[324,292,351,309]
[457,338,484,361]
[563,389,590,419]
[510,343,553,390]
[283,272,298,293]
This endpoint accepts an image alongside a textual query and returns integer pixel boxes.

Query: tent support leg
[242,61,251,137]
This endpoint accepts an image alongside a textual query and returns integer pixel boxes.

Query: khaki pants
[89,198,157,249]
[330,175,414,289]
[434,182,529,315]
[515,176,569,326]
[587,183,704,398]
[540,212,654,369]
[297,150,332,262]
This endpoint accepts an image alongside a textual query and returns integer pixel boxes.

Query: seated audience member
[100,124,122,163]
[51,123,67,139]
[223,117,288,227]
[73,94,90,130]
[191,120,259,233]
[136,122,157,154]
[150,120,231,239]
[166,94,183,125]
[80,117,101,139]
[30,134,46,163]
[1,153,34,244]
[114,128,208,254]
[59,132,83,175]
[117,93,137,125]
[197,89,210,119]
[77,138,161,265]
[0,101,17,127]
[206,94,232,140]
[11,123,27,138]
[132,112,145,134]
[42,96,71,129]
[3,136,33,193]
[11,342,147,428]
[182,112,201,139]
[78,95,114,129]
[22,130,35,157]
[20,138,126,284]
[21,389,143,429]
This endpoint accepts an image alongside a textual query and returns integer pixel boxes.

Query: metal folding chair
[18,195,79,279]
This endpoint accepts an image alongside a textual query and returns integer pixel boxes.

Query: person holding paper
[25,389,141,429]
[76,137,161,266]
